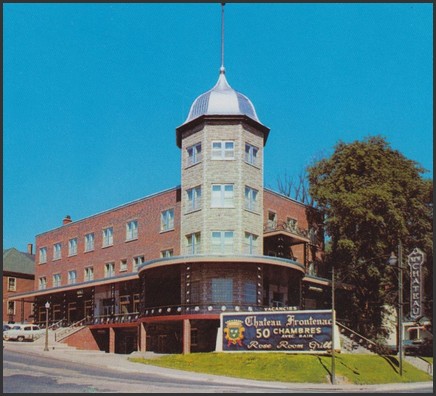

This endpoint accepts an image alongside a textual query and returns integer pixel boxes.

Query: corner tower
[176,66,270,256]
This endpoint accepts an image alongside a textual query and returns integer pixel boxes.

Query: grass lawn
[129,352,432,385]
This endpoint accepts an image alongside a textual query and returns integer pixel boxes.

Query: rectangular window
[84,267,94,282]
[186,232,201,255]
[133,256,144,271]
[245,186,258,212]
[211,231,234,255]
[53,273,61,287]
[7,277,16,291]
[39,247,47,264]
[104,262,115,278]
[187,143,202,166]
[68,270,77,284]
[126,220,138,241]
[211,140,234,159]
[161,249,174,258]
[186,186,201,212]
[245,143,259,166]
[39,277,47,290]
[85,233,94,252]
[267,211,277,230]
[243,281,257,304]
[211,278,233,303]
[161,209,174,232]
[120,259,128,272]
[102,227,113,247]
[244,232,258,255]
[286,217,298,233]
[8,301,15,315]
[211,184,234,207]
[53,243,62,260]
[68,238,78,256]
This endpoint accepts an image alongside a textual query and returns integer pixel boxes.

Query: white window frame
[7,277,16,291]
[211,184,234,208]
[211,140,234,160]
[245,143,259,166]
[186,232,201,255]
[133,256,144,271]
[68,270,77,285]
[126,220,138,241]
[104,262,115,278]
[186,186,201,212]
[102,227,113,247]
[53,243,62,260]
[245,186,259,212]
[39,247,47,264]
[211,231,234,255]
[84,267,94,282]
[120,259,128,272]
[244,232,258,255]
[161,209,175,232]
[161,249,174,258]
[53,273,61,287]
[39,277,47,290]
[85,233,94,252]
[187,143,202,166]
[68,238,78,256]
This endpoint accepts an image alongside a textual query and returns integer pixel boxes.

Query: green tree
[307,135,433,339]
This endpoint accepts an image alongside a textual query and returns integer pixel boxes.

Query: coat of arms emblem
[223,319,245,346]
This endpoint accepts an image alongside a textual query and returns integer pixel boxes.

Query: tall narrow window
[211,184,234,207]
[161,209,174,232]
[53,243,62,260]
[85,233,94,252]
[245,143,259,166]
[102,227,113,247]
[211,141,234,159]
[39,277,47,290]
[7,277,16,291]
[244,232,258,255]
[186,186,202,212]
[126,220,138,241]
[84,267,94,282]
[187,143,202,166]
[53,273,61,287]
[186,232,201,255]
[104,262,115,278]
[39,247,47,264]
[120,259,128,272]
[68,270,77,284]
[68,238,78,256]
[133,256,144,271]
[267,211,277,230]
[245,186,258,212]
[211,231,234,254]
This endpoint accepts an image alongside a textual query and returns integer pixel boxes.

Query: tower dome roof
[182,67,262,125]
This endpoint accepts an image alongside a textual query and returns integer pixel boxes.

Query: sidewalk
[3,340,433,393]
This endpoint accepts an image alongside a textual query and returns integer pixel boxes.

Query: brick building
[9,44,332,355]
[3,246,35,324]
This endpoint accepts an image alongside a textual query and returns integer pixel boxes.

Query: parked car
[3,324,43,342]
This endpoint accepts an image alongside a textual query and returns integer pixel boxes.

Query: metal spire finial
[220,3,225,74]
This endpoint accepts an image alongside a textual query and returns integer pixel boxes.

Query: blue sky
[3,3,433,251]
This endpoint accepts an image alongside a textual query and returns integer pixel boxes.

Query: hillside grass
[129,352,432,384]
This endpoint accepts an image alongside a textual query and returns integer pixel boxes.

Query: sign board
[220,309,333,353]
[408,247,426,320]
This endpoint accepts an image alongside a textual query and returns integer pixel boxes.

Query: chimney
[63,215,72,225]
[27,243,33,255]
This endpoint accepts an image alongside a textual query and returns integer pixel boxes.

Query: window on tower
[186,186,201,212]
[211,184,234,207]
[211,140,234,160]
[245,186,259,212]
[245,143,259,166]
[187,143,202,167]
[211,231,234,255]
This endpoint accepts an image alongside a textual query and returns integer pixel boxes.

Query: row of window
[187,141,259,167]
[39,211,175,264]
[186,231,258,255]
[186,184,259,213]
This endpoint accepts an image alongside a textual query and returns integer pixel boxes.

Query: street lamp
[387,244,403,376]
[331,263,336,385]
[44,301,50,352]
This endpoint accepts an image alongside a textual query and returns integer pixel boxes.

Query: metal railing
[54,318,86,342]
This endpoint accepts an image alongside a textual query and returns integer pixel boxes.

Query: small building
[3,246,35,324]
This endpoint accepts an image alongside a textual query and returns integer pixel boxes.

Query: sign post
[408,248,426,320]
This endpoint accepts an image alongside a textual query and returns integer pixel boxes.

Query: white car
[3,324,43,342]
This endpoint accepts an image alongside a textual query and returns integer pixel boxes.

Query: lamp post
[388,243,403,376]
[44,301,50,352]
[331,263,336,385]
